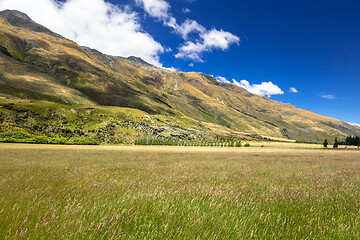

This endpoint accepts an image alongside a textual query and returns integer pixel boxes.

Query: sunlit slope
[0,10,359,142]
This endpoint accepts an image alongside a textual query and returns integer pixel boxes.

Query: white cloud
[182,8,191,14]
[135,0,239,62]
[321,94,336,100]
[1,0,239,65]
[135,0,170,19]
[289,87,298,93]
[202,30,239,50]
[213,77,284,97]
[170,19,205,39]
[348,122,360,127]
[141,5,205,40]
[175,29,240,62]
[0,0,164,66]
[234,80,284,97]
[215,76,231,83]
[163,66,179,71]
[189,63,194,67]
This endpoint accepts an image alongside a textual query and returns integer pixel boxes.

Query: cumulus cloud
[189,63,194,67]
[1,0,239,65]
[289,87,298,93]
[135,0,239,62]
[348,122,360,127]
[215,76,231,83]
[234,80,284,97]
[136,0,204,39]
[175,29,240,62]
[170,19,205,39]
[0,0,164,66]
[214,76,284,98]
[321,94,336,100]
[135,0,169,19]
[163,66,179,71]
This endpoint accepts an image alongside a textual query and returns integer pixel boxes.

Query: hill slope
[0,10,359,143]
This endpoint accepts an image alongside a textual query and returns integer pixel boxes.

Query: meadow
[1,144,360,239]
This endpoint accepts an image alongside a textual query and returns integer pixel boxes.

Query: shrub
[50,137,68,144]
[244,143,251,147]
[235,141,242,147]
[30,136,50,144]
[0,131,31,140]
[67,136,99,145]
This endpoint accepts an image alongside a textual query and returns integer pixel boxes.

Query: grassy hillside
[0,10,359,143]
[0,99,253,145]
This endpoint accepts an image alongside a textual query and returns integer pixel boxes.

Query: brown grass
[1,144,360,239]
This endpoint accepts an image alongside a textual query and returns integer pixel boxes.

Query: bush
[66,136,99,145]
[235,141,242,147]
[30,136,52,144]
[244,143,251,147]
[0,131,35,143]
[50,137,68,144]
[0,131,31,140]
[0,137,22,143]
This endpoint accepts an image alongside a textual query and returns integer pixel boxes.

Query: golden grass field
[1,143,360,239]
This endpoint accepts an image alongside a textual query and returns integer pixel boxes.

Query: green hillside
[0,10,359,144]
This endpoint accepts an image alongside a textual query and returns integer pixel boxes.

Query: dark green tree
[345,135,351,145]
[344,135,360,146]
[333,137,339,149]
[323,138,328,148]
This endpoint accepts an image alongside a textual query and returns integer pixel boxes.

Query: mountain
[0,9,359,144]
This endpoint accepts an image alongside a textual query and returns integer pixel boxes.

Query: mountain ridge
[0,9,359,143]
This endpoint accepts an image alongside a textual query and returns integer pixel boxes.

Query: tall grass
[1,145,360,239]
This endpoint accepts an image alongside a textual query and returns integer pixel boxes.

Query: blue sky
[0,0,359,125]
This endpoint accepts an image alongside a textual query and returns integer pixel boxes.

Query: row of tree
[344,135,360,146]
[324,136,360,148]
[323,137,339,148]
[134,138,245,147]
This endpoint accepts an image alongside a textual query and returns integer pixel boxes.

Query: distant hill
[1,9,359,143]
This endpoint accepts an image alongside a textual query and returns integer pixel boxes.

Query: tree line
[323,136,360,148]
[344,135,360,146]
[134,138,245,147]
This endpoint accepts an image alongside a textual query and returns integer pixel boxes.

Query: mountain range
[1,9,359,144]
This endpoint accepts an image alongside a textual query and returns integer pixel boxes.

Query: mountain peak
[0,9,57,36]
[0,9,31,21]
[127,56,153,68]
